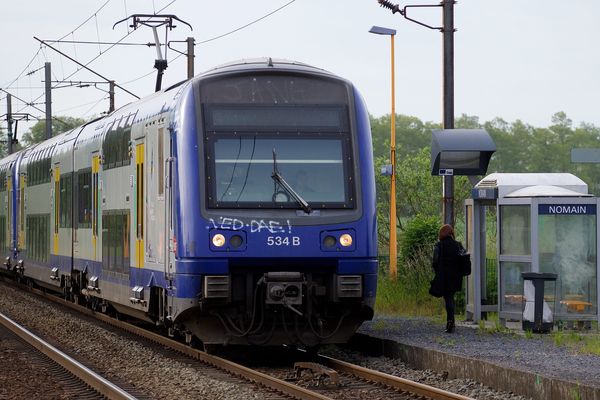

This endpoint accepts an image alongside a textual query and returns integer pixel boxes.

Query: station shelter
[465,173,599,328]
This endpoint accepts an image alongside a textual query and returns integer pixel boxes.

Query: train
[0,58,377,347]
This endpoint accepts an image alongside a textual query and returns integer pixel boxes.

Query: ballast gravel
[0,285,262,400]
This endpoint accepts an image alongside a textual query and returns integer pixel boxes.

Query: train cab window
[209,136,351,207]
[203,111,354,210]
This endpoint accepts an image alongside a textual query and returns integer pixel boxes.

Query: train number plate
[267,236,301,246]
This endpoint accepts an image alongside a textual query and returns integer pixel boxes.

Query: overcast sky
[1,0,599,137]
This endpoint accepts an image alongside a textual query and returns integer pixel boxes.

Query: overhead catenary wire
[55,97,109,114]
[15,0,178,116]
[8,0,297,122]
[198,0,297,44]
[5,0,114,112]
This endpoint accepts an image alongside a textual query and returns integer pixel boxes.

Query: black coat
[431,237,463,295]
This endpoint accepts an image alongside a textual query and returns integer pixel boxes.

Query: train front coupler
[264,272,305,315]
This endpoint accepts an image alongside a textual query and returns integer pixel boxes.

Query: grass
[375,249,446,316]
[524,329,534,339]
[551,329,600,356]
[476,313,510,335]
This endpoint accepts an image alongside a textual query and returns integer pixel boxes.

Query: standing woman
[431,224,463,333]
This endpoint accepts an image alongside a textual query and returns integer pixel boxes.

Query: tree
[0,126,6,159]
[21,116,85,147]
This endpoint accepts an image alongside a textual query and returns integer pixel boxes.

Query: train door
[7,169,13,254]
[53,163,60,255]
[145,123,167,269]
[92,153,100,260]
[18,172,26,252]
[135,141,145,269]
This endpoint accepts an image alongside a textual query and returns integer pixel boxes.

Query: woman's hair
[439,224,455,240]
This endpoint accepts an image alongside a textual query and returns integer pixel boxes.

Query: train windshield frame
[199,73,357,211]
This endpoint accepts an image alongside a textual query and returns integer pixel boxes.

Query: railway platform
[355,316,600,400]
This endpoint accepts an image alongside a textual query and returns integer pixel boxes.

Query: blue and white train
[1,58,377,346]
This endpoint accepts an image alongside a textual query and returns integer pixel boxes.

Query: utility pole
[109,80,115,113]
[441,0,455,226]
[6,94,13,155]
[186,37,195,79]
[45,62,52,140]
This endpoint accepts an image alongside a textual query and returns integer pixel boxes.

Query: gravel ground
[358,316,600,388]
[0,324,83,400]
[0,284,265,400]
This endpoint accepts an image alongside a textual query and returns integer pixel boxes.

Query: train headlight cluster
[210,231,247,251]
[320,230,355,251]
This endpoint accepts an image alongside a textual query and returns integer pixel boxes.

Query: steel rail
[2,278,472,400]
[0,311,137,400]
[318,354,474,400]
[24,286,331,400]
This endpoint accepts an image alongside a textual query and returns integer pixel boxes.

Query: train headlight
[339,234,353,247]
[323,235,336,248]
[212,234,226,247]
[229,235,243,248]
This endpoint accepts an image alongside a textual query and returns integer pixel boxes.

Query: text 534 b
[267,236,301,246]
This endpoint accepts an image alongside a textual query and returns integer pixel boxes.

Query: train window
[77,170,92,228]
[26,157,51,186]
[59,175,72,228]
[204,105,348,132]
[199,74,348,105]
[26,214,49,263]
[102,126,131,170]
[200,74,355,210]
[206,136,354,209]
[102,210,130,274]
[0,172,5,192]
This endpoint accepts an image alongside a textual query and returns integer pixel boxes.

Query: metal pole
[186,37,195,79]
[442,0,455,226]
[389,34,397,281]
[109,81,115,113]
[34,37,140,100]
[45,62,52,140]
[6,94,13,155]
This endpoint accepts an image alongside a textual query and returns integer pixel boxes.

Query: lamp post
[377,0,456,226]
[369,25,398,281]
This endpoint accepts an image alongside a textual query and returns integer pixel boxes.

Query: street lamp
[377,0,457,226]
[369,25,398,281]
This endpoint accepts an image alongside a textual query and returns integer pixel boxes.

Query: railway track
[0,279,474,400]
[0,311,136,400]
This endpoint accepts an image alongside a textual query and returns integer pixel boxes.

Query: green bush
[400,214,439,263]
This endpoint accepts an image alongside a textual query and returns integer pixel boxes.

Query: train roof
[200,57,341,80]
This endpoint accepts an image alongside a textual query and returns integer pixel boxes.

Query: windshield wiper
[271,149,312,214]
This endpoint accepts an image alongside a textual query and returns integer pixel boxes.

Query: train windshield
[200,74,355,210]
